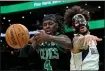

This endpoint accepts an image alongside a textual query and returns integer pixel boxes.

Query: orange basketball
[5,24,30,49]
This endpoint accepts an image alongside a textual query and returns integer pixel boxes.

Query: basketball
[5,24,30,49]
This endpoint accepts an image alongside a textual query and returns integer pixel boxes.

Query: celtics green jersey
[36,42,70,71]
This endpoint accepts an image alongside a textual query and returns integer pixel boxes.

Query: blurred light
[22,16,25,19]
[29,12,32,14]
[88,12,90,14]
[66,6,68,8]
[85,3,87,5]
[3,17,6,20]
[0,40,2,42]
[8,20,11,22]
[1,31,41,37]
[10,24,11,25]
[2,22,4,24]
[11,51,14,54]
[98,6,101,8]
[1,33,5,37]
[44,14,46,16]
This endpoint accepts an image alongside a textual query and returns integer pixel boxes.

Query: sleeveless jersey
[70,40,99,70]
[36,41,70,71]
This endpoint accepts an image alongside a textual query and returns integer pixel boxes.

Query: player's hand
[28,36,36,44]
[73,35,102,50]
[83,35,102,47]
[34,30,50,43]
[73,35,86,50]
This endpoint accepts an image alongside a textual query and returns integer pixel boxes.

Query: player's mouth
[80,26,85,31]
[45,29,51,34]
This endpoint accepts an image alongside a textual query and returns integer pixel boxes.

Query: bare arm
[73,36,87,50]
[72,36,87,53]
[48,35,72,49]
[73,35,102,51]
[34,30,72,50]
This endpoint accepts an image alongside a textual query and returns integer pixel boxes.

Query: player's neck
[76,31,90,36]
[83,31,90,35]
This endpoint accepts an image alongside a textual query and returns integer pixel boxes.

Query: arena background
[0,0,104,70]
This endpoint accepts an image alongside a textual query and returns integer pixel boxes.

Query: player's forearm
[48,35,72,49]
[74,36,88,50]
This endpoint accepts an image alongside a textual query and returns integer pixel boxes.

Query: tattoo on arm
[49,35,72,49]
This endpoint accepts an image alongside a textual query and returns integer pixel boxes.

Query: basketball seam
[13,25,22,48]
[19,24,29,45]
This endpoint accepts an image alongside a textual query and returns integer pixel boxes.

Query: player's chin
[80,31,85,33]
[80,30,86,33]
[46,32,52,35]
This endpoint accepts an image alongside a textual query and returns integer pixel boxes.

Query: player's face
[72,14,88,34]
[43,20,58,35]
[79,25,88,34]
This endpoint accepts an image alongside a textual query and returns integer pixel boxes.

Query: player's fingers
[36,38,42,43]
[77,38,84,49]
[34,35,40,39]
[93,36,97,45]
[90,36,97,45]
[89,36,93,46]
[95,36,102,41]
[83,36,87,47]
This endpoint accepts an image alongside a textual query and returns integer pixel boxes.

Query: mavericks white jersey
[70,41,99,70]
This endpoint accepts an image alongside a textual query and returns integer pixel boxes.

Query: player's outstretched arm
[73,35,102,50]
[49,34,72,49]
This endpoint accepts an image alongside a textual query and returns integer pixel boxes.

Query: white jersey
[70,41,99,70]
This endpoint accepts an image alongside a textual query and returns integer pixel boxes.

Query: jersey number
[44,60,52,71]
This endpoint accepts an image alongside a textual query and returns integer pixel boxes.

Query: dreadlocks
[43,14,65,34]
[64,6,90,27]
